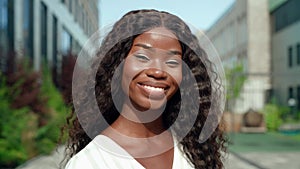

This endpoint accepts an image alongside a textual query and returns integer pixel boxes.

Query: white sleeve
[65,152,104,169]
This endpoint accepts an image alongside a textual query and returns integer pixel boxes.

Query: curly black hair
[62,9,227,169]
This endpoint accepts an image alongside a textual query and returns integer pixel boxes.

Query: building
[205,0,271,113]
[271,0,300,112]
[0,0,99,72]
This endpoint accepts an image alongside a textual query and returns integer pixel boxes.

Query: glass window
[86,16,89,35]
[40,2,47,64]
[81,5,84,29]
[297,86,300,110]
[297,43,300,65]
[288,46,293,67]
[61,27,72,55]
[272,0,300,32]
[0,0,14,73]
[289,87,294,99]
[23,0,33,61]
[0,0,9,55]
[85,14,88,35]
[52,15,57,65]
[68,0,72,13]
[52,15,58,86]
[0,0,8,30]
[74,0,77,22]
[83,12,86,33]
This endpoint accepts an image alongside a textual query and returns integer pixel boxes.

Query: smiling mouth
[142,85,165,92]
[137,83,169,99]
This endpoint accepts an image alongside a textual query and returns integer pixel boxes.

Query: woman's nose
[145,68,167,79]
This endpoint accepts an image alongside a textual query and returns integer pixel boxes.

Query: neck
[110,103,166,138]
[112,115,165,138]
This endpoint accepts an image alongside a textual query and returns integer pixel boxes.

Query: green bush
[0,74,30,166]
[0,66,69,168]
[262,103,283,131]
[263,99,288,131]
[225,63,246,111]
[35,66,70,154]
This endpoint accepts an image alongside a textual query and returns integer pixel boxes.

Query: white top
[65,135,194,169]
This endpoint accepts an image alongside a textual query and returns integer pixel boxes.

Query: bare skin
[102,27,182,169]
[102,116,174,169]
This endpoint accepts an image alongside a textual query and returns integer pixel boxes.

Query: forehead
[132,27,181,51]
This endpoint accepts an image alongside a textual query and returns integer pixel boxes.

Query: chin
[132,99,167,112]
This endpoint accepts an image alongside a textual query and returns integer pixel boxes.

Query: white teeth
[143,85,164,91]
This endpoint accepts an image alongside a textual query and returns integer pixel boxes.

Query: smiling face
[121,27,183,111]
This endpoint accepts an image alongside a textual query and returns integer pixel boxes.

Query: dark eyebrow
[134,43,182,56]
[134,43,153,50]
[168,50,182,56]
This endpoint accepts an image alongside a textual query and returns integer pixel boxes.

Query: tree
[225,63,246,112]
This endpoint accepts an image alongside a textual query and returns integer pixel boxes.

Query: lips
[142,85,165,92]
[137,82,169,99]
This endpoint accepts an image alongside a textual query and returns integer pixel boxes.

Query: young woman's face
[122,27,182,111]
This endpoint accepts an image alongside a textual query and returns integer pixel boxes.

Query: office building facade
[0,0,99,72]
[271,0,300,111]
[205,0,271,113]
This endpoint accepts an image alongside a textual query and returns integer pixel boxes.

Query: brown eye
[166,59,180,67]
[135,54,150,62]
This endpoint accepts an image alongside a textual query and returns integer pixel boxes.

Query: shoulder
[64,135,142,169]
[173,138,195,169]
[65,139,107,169]
[175,147,195,169]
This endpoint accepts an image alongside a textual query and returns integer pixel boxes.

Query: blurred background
[0,0,299,168]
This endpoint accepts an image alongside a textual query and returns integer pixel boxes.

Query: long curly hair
[62,9,227,169]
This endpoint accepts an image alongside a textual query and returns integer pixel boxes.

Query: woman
[63,9,226,169]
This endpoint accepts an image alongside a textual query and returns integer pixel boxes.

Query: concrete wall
[272,21,300,105]
[206,0,271,113]
[245,0,271,112]
[206,0,248,67]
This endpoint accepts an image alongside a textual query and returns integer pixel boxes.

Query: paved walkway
[229,151,300,169]
[17,133,300,169]
[228,133,300,152]
[16,148,300,169]
[16,146,65,169]
[226,132,300,169]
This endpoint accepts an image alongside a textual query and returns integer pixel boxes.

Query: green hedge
[0,67,69,168]
[262,99,289,131]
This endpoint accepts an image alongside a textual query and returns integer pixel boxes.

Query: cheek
[168,68,182,87]
[121,58,143,93]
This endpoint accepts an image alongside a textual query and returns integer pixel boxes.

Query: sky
[99,0,235,31]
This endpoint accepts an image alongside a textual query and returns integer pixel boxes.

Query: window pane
[23,0,33,60]
[289,87,294,99]
[52,15,57,64]
[297,86,300,110]
[272,0,300,32]
[288,46,293,67]
[61,28,71,55]
[0,0,14,73]
[40,2,47,63]
[297,44,300,65]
